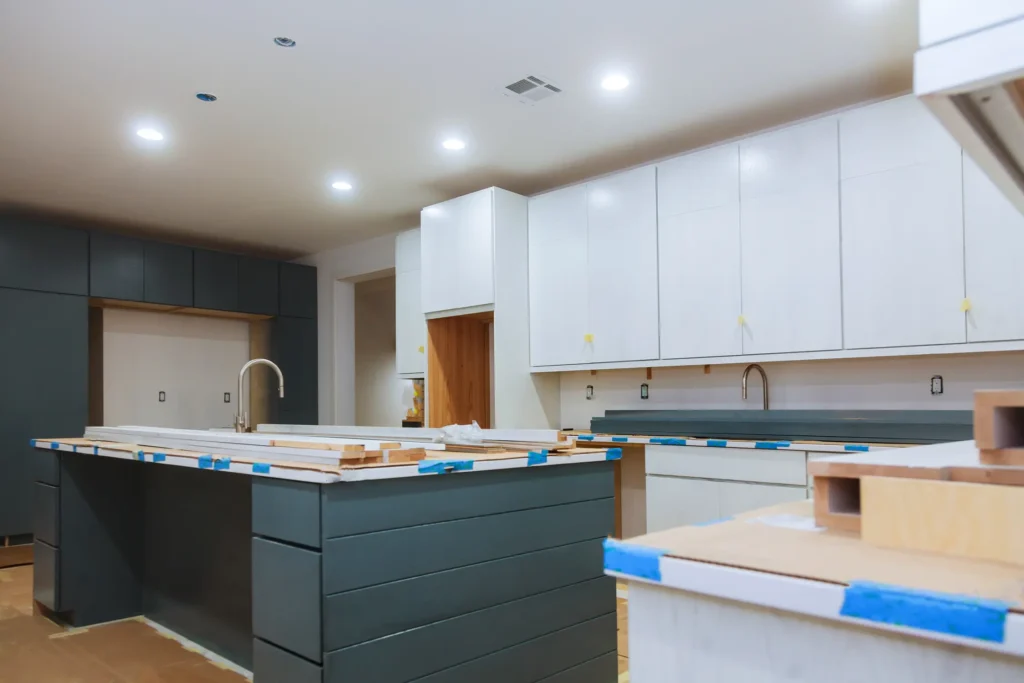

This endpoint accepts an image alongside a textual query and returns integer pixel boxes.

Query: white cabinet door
[965,154,1024,342]
[528,185,591,366]
[395,270,425,375]
[646,475,719,532]
[658,146,743,359]
[421,189,494,314]
[841,161,965,348]
[717,481,808,519]
[740,118,842,354]
[840,96,966,349]
[587,166,660,363]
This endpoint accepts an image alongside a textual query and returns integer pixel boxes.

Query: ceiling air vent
[503,75,563,105]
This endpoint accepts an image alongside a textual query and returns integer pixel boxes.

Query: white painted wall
[298,232,401,425]
[560,351,1024,429]
[102,308,249,429]
[354,276,408,426]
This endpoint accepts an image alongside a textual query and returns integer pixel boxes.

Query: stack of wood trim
[255,424,574,453]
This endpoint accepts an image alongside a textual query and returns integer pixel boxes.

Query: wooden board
[861,476,1024,566]
[625,500,1024,611]
[975,390,1024,465]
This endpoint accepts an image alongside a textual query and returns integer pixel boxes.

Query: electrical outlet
[224,392,231,403]
[586,385,594,401]
[640,383,649,400]
[930,375,943,395]
[158,391,166,403]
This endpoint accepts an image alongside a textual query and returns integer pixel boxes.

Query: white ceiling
[0,0,917,257]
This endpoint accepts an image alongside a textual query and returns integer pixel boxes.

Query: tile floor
[0,564,631,682]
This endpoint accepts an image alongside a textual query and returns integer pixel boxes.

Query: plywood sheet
[861,476,1024,566]
[627,500,1024,611]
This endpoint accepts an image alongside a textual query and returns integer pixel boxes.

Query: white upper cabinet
[739,118,843,355]
[421,188,495,315]
[528,185,591,366]
[658,145,743,359]
[395,229,426,376]
[587,167,660,363]
[964,153,1024,342]
[839,96,966,349]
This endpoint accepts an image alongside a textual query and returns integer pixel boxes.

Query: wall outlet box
[586,385,594,400]
[641,383,649,399]
[931,375,944,395]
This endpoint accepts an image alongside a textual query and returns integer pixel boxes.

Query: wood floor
[0,564,631,682]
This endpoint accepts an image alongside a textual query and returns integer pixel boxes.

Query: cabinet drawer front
[646,445,807,486]
[35,451,60,486]
[34,483,60,546]
[33,540,60,611]
[252,538,322,663]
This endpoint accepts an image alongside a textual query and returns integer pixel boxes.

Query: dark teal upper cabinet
[144,242,193,307]
[194,249,239,312]
[0,215,88,295]
[238,256,279,316]
[90,233,144,301]
[279,263,317,319]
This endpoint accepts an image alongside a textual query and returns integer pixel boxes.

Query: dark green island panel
[35,451,617,683]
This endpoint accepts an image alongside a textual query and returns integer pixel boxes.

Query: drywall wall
[354,276,409,427]
[102,308,249,429]
[299,231,399,424]
[560,351,1024,430]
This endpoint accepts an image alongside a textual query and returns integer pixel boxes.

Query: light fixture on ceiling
[136,128,164,141]
[601,74,630,91]
[274,37,296,48]
[442,138,466,151]
[331,180,353,191]
[196,93,218,102]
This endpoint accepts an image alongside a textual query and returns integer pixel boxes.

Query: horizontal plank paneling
[324,539,604,650]
[253,638,322,683]
[252,479,321,549]
[410,614,617,683]
[323,577,614,683]
[252,538,322,663]
[539,652,619,683]
[322,498,614,594]
[322,463,614,539]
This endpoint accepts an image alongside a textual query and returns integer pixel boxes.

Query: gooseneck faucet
[741,363,769,410]
[235,359,284,433]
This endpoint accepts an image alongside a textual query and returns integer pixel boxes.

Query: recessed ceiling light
[331,181,353,191]
[274,37,296,48]
[196,93,217,102]
[442,139,466,151]
[601,74,630,91]
[136,128,164,141]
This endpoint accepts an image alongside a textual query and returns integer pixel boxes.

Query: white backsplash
[559,351,1024,430]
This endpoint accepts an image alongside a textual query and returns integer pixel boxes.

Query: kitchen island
[32,433,620,683]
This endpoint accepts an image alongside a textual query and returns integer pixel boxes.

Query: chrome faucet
[741,363,769,410]
[235,359,285,433]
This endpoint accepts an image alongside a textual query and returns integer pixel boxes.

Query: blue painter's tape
[198,455,214,469]
[707,439,727,448]
[418,459,474,475]
[604,538,666,582]
[527,450,548,466]
[50,441,60,450]
[93,446,99,455]
[649,438,667,445]
[578,435,595,441]
[72,445,78,453]
[214,457,231,470]
[663,438,687,446]
[841,581,1010,643]
[252,463,271,474]
[153,453,166,463]
[776,441,792,447]
[606,447,623,461]
[845,444,870,452]
[30,439,37,448]
[136,451,146,462]
[755,441,779,449]
[693,516,733,527]
[611,436,628,443]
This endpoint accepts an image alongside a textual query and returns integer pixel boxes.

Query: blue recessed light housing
[196,93,217,102]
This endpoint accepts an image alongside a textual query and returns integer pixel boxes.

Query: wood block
[271,439,364,453]
[811,476,861,533]
[861,476,1024,566]
[384,448,426,464]
[975,390,1024,465]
